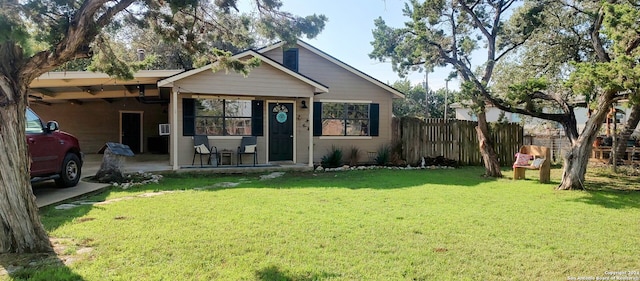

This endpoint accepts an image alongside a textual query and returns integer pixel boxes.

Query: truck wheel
[55,153,82,188]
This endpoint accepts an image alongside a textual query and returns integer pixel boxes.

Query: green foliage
[321,146,342,168]
[6,0,328,79]
[209,48,262,76]
[392,80,456,119]
[568,2,640,104]
[348,146,360,166]
[0,14,29,48]
[370,1,541,78]
[456,81,485,115]
[86,36,158,80]
[501,78,550,113]
[30,168,640,280]
[374,144,391,166]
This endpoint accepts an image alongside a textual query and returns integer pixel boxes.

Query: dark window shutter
[313,102,322,136]
[252,100,264,136]
[370,103,379,136]
[283,48,299,72]
[183,98,195,136]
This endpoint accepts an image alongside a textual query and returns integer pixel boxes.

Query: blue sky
[243,0,457,91]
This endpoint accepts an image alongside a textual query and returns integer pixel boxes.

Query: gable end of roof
[258,40,405,99]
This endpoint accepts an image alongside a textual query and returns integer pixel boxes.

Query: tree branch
[591,5,611,62]
[458,1,491,40]
[21,0,136,84]
[626,36,640,55]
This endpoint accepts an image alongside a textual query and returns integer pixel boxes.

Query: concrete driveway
[34,154,171,208]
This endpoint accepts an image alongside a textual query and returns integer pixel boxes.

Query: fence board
[393,117,523,166]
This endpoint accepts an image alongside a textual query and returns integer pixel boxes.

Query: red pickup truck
[27,108,83,187]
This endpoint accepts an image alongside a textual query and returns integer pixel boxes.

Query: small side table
[220,150,233,166]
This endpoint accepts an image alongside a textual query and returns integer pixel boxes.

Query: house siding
[172,61,317,166]
[263,45,395,163]
[175,96,312,166]
[30,99,168,154]
[173,62,316,98]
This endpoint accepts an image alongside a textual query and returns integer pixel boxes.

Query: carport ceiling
[28,70,182,105]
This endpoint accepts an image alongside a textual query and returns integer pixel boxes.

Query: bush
[348,146,360,166]
[321,146,343,168]
[415,156,459,167]
[375,145,391,166]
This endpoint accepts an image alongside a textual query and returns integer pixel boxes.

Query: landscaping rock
[260,172,285,180]
[55,204,79,210]
[94,149,126,183]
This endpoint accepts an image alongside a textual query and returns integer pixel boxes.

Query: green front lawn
[11,167,640,280]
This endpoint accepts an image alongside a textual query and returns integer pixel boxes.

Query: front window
[322,103,370,136]
[195,99,252,136]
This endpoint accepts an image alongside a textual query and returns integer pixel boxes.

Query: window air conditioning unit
[159,124,170,136]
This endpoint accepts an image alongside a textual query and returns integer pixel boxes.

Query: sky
[241,0,458,91]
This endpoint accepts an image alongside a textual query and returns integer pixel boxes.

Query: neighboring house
[28,41,404,169]
[449,102,639,136]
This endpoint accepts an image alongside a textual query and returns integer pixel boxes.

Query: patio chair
[237,136,257,166]
[192,135,218,167]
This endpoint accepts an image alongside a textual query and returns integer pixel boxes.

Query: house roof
[258,40,405,99]
[157,50,329,93]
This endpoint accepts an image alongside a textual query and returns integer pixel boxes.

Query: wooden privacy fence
[393,117,523,166]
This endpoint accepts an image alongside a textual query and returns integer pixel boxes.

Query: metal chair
[236,136,257,166]
[192,135,218,167]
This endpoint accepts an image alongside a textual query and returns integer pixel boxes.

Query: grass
[5,167,640,280]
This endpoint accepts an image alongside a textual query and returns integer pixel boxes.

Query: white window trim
[319,136,373,140]
[192,95,254,100]
[205,136,243,140]
[318,99,372,104]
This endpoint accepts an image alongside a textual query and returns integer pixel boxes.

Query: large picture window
[321,103,371,136]
[195,99,252,136]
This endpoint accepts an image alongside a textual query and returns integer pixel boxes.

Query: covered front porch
[158,50,329,170]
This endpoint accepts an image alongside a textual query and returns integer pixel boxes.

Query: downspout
[172,88,179,170]
[308,96,314,167]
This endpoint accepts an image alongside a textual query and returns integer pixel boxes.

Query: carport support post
[308,96,314,167]
[171,89,179,170]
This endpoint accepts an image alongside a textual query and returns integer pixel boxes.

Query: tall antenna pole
[444,79,449,120]
[425,71,430,118]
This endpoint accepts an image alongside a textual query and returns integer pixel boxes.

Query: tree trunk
[0,102,53,253]
[558,138,592,190]
[476,111,502,177]
[613,103,640,164]
[557,91,614,190]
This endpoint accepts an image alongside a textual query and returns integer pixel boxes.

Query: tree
[487,1,640,190]
[0,0,326,254]
[613,104,640,165]
[391,80,456,119]
[370,0,543,177]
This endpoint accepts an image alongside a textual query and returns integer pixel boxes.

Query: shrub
[415,156,459,167]
[348,146,360,166]
[321,146,343,168]
[375,144,391,166]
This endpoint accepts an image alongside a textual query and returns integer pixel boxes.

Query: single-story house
[28,41,404,169]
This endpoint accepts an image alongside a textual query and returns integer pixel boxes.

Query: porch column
[171,88,179,170]
[308,96,314,167]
